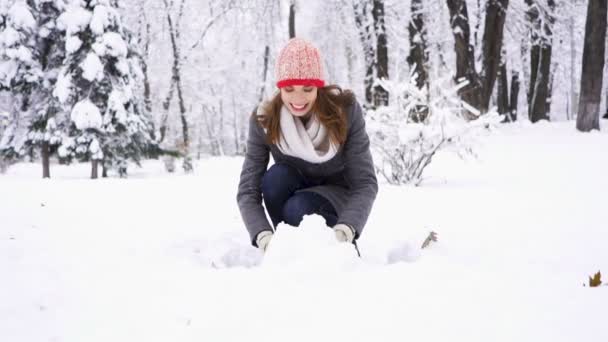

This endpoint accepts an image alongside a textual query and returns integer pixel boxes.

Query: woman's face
[280,85,318,117]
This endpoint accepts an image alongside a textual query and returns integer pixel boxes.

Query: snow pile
[262,215,361,271]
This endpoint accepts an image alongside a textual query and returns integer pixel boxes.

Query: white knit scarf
[277,105,339,163]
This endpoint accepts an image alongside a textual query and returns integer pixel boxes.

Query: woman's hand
[333,223,355,243]
[256,230,274,252]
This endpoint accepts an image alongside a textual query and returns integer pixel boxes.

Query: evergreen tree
[0,0,39,161]
[23,0,68,178]
[55,0,159,178]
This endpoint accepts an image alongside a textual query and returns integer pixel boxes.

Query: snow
[89,4,110,36]
[80,52,103,81]
[1,121,608,342]
[107,89,128,124]
[93,32,128,58]
[65,35,83,53]
[53,69,72,103]
[7,45,34,63]
[57,6,92,35]
[70,99,102,130]
[8,2,37,31]
[0,27,20,47]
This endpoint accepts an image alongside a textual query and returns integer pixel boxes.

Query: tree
[576,0,607,132]
[372,0,388,107]
[289,0,295,38]
[55,0,158,178]
[22,0,68,179]
[526,0,556,122]
[446,0,509,117]
[353,1,374,107]
[0,0,39,163]
[407,0,429,122]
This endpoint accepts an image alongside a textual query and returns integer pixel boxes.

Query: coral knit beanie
[275,38,325,88]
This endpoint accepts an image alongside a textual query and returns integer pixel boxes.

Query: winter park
[1,0,608,341]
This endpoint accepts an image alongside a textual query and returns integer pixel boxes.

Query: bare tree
[372,0,388,107]
[526,0,555,122]
[577,0,607,132]
[353,1,374,107]
[446,0,509,117]
[407,0,429,121]
[289,0,296,38]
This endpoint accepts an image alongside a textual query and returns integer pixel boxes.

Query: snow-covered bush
[367,76,502,186]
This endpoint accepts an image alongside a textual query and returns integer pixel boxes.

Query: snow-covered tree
[55,0,159,178]
[0,0,39,162]
[20,0,68,178]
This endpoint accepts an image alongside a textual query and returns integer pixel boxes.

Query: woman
[237,38,378,252]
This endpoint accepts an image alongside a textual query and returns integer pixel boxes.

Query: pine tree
[0,0,39,162]
[22,0,68,178]
[55,0,159,178]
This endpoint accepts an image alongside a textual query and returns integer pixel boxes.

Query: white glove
[333,224,355,243]
[256,230,273,252]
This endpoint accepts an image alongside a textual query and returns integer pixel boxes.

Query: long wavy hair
[256,85,355,146]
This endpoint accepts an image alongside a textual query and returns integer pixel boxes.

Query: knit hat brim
[277,79,325,88]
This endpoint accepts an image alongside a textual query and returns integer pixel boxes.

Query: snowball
[65,35,83,53]
[262,215,360,271]
[80,52,104,82]
[8,2,37,31]
[57,6,92,35]
[71,99,102,130]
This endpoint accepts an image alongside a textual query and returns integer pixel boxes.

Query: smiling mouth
[290,103,307,111]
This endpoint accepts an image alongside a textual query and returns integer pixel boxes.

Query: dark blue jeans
[261,163,338,228]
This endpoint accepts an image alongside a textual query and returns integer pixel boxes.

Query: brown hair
[256,85,355,146]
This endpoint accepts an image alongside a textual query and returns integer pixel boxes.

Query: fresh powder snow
[1,120,607,342]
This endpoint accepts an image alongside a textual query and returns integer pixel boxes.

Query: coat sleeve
[236,112,272,246]
[337,101,378,239]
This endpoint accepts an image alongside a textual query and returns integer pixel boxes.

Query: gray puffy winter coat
[236,100,378,246]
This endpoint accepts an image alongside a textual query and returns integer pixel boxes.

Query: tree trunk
[577,0,607,132]
[164,0,190,158]
[353,2,374,107]
[497,58,509,117]
[289,1,296,38]
[41,140,50,178]
[527,0,555,123]
[259,45,270,103]
[569,14,577,121]
[408,0,429,122]
[91,160,98,179]
[479,0,509,113]
[372,0,389,107]
[509,72,520,121]
[159,79,175,144]
[446,0,482,115]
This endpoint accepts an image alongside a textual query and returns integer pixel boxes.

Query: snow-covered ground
[1,120,607,342]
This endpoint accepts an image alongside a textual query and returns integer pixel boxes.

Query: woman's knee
[261,163,301,200]
[281,193,316,226]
